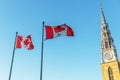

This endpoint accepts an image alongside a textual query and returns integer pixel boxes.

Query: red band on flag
[65,24,74,36]
[16,36,23,48]
[45,26,54,39]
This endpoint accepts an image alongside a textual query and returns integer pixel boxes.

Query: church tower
[100,5,120,80]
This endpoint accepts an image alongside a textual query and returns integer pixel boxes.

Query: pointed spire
[100,3,106,24]
[100,4,118,63]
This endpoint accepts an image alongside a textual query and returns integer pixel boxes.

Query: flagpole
[40,21,45,80]
[8,32,18,80]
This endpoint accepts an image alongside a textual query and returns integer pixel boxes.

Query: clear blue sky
[0,0,120,80]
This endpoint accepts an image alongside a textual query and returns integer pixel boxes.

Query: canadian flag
[16,35,34,50]
[45,24,74,39]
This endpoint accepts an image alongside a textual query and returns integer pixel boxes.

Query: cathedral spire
[100,3,106,25]
[100,4,118,63]
[100,4,120,80]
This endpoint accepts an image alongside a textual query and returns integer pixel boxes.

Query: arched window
[108,67,114,80]
[105,42,108,48]
[103,32,106,37]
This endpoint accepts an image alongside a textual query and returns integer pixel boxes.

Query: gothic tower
[100,5,120,80]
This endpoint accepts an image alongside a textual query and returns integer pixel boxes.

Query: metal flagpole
[8,32,18,80]
[40,21,45,80]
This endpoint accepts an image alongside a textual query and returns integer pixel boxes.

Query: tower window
[105,42,108,48]
[108,67,114,80]
[103,32,106,37]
